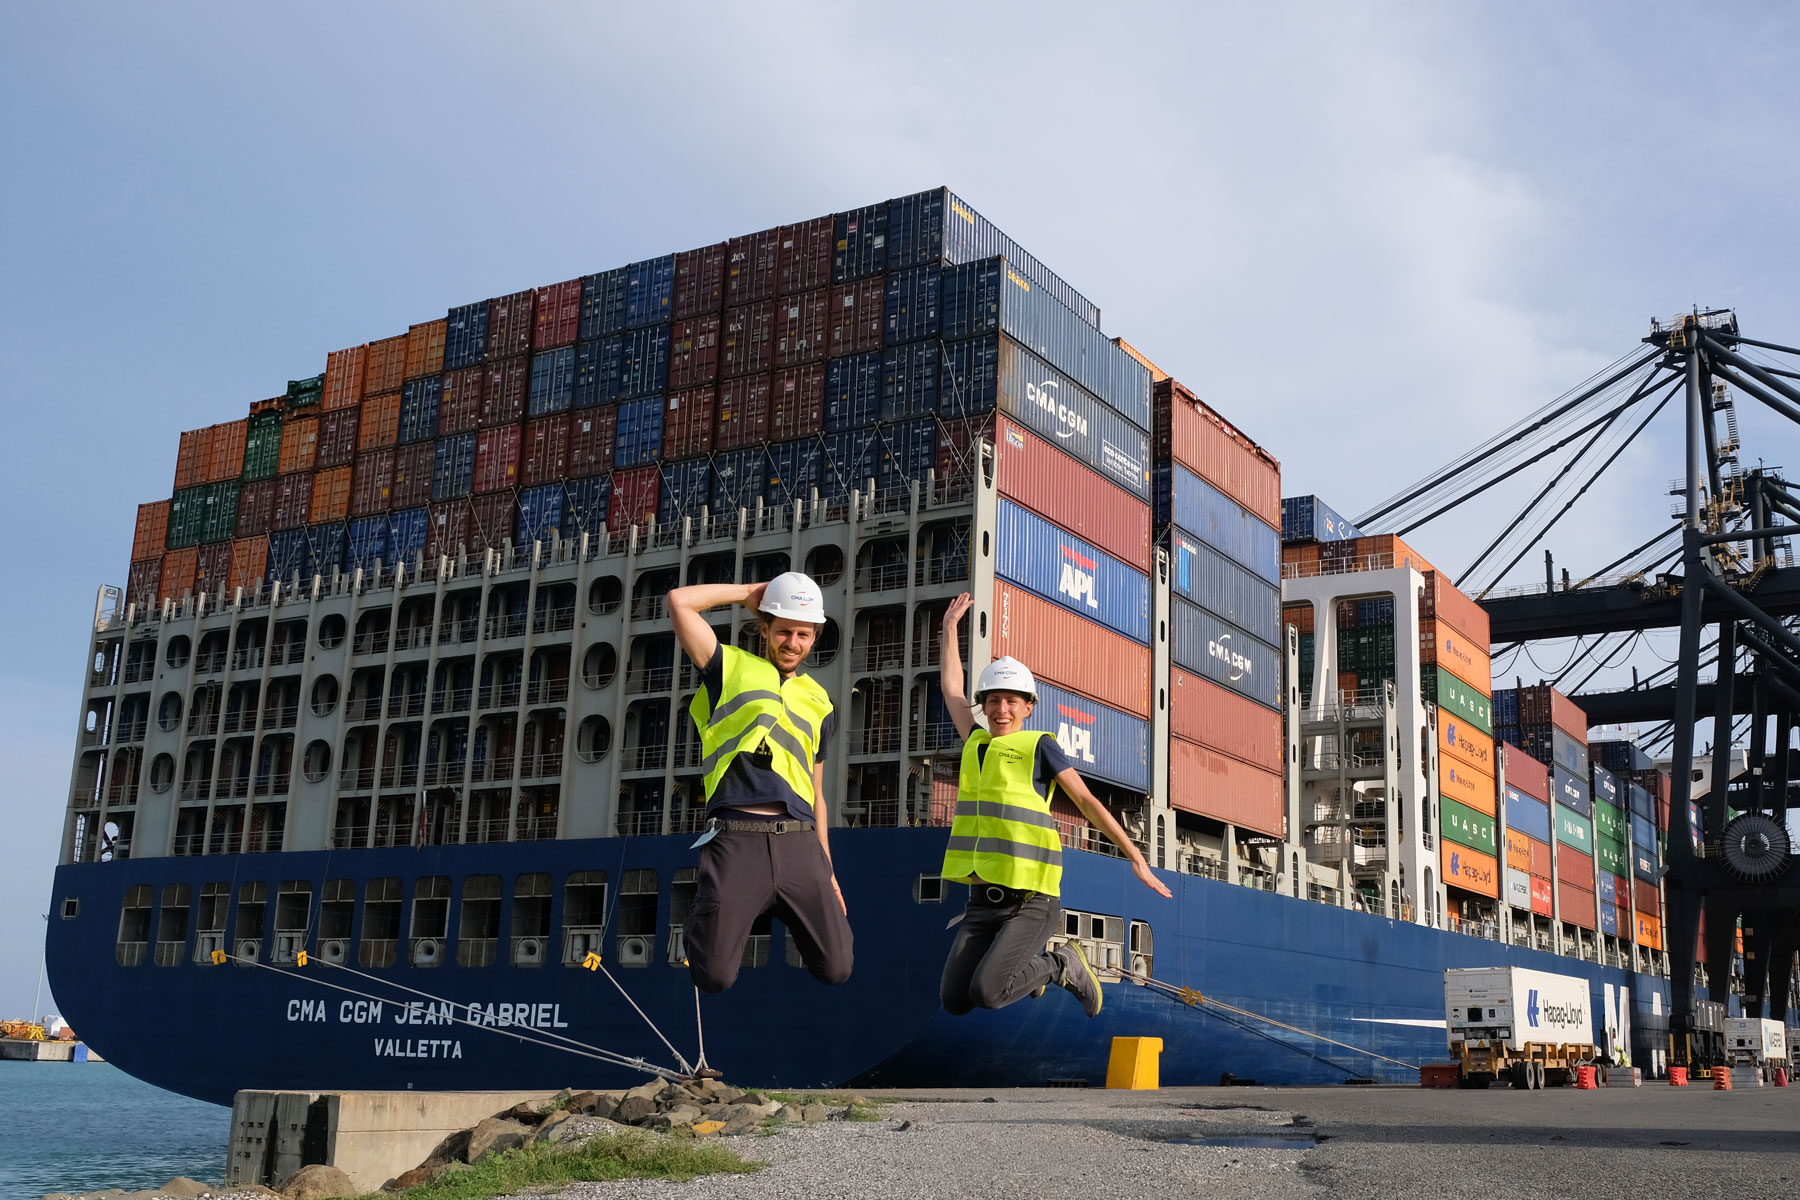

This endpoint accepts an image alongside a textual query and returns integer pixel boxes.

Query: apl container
[992,499,1150,644]
[1022,679,1149,793]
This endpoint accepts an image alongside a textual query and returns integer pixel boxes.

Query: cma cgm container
[990,499,1149,643]
[1168,533,1280,642]
[1022,679,1149,793]
[1168,599,1281,711]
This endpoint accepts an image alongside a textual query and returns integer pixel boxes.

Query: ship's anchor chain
[1122,967,1422,1072]
[210,946,698,1083]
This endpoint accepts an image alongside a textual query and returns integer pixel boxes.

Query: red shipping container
[482,356,529,427]
[1168,737,1284,837]
[1634,877,1659,914]
[427,499,470,561]
[194,540,233,593]
[174,428,211,490]
[726,227,780,305]
[533,278,581,350]
[1169,668,1282,771]
[391,441,435,510]
[364,334,409,396]
[1556,845,1594,887]
[486,290,537,360]
[312,466,353,523]
[405,318,447,380]
[126,558,161,611]
[674,242,727,318]
[720,300,775,379]
[667,313,721,390]
[1420,572,1491,648]
[568,407,618,476]
[316,407,360,469]
[775,288,831,367]
[662,387,716,459]
[1500,742,1549,801]
[990,416,1152,573]
[1560,884,1598,930]
[357,391,401,451]
[777,216,834,295]
[161,547,198,600]
[132,500,171,561]
[468,491,517,551]
[1157,379,1280,530]
[350,448,397,517]
[1530,875,1553,917]
[990,582,1150,718]
[322,345,367,411]
[439,366,485,434]
[1282,602,1315,635]
[716,375,772,450]
[206,420,248,483]
[608,465,661,532]
[771,364,825,440]
[472,423,522,494]
[521,416,571,487]
[272,472,314,531]
[828,277,885,356]
[235,477,278,537]
[229,536,268,594]
[1528,838,1551,878]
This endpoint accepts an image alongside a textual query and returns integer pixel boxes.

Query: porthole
[581,643,618,689]
[588,576,623,616]
[318,613,346,649]
[149,753,175,794]
[301,740,332,783]
[157,692,183,732]
[311,675,340,717]
[577,716,612,762]
[804,545,844,587]
[165,636,191,669]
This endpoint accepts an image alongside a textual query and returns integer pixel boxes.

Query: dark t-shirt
[700,647,835,821]
[972,729,1076,799]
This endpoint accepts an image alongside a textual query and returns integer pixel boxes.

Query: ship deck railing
[533,606,575,635]
[624,666,674,695]
[526,679,569,704]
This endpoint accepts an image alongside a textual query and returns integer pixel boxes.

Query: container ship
[47,188,1775,1106]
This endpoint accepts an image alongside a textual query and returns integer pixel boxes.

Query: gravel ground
[530,1084,1800,1200]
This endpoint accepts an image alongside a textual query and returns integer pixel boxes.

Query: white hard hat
[757,571,826,624]
[974,657,1038,704]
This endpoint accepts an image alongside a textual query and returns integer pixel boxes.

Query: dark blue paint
[564,474,612,534]
[1627,783,1654,821]
[613,396,664,468]
[831,204,888,282]
[1166,463,1281,585]
[825,352,883,432]
[711,447,767,512]
[1554,766,1592,815]
[1169,597,1281,710]
[625,255,676,328]
[573,339,613,410]
[528,346,576,417]
[881,342,939,420]
[1280,495,1362,544]
[883,264,941,345]
[519,484,567,543]
[399,376,442,446]
[992,499,1150,644]
[307,520,346,577]
[1169,528,1281,644]
[432,432,476,501]
[659,459,711,525]
[444,302,489,370]
[264,528,310,584]
[1023,679,1149,792]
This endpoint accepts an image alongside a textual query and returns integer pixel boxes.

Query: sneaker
[1058,942,1103,1018]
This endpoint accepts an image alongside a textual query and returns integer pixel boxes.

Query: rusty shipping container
[364,334,409,396]
[173,428,210,490]
[439,366,485,434]
[486,290,537,360]
[322,345,367,411]
[1169,668,1282,771]
[662,387,716,460]
[316,407,360,469]
[356,392,401,452]
[989,581,1150,718]
[521,416,570,488]
[405,319,448,380]
[991,416,1151,573]
[205,420,248,483]
[132,500,170,561]
[350,448,396,517]
[534,278,582,349]
[472,424,522,494]
[1168,737,1284,838]
[674,242,728,319]
[668,313,721,391]
[568,407,617,477]
[391,441,435,511]
[1155,379,1280,529]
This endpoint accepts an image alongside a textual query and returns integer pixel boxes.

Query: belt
[972,883,1037,905]
[708,817,816,835]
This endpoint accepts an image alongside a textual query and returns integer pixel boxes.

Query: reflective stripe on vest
[940,729,1064,895]
[688,645,833,811]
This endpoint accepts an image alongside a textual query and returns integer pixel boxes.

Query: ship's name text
[285,998,571,1030]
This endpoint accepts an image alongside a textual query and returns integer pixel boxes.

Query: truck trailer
[1445,967,1597,1088]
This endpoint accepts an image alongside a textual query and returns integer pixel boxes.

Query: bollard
[1713,1066,1733,1090]
[1105,1037,1163,1089]
[1774,1067,1789,1088]
[1669,1066,1688,1087]
[1575,1066,1598,1090]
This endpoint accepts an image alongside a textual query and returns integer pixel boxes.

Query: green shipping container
[1433,667,1492,735]
[1593,801,1624,841]
[242,412,284,481]
[1556,806,1593,853]
[197,480,240,544]
[166,485,209,549]
[1596,840,1626,876]
[287,373,324,408]
[1441,796,1497,856]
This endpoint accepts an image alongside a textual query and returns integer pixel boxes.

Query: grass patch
[376,1131,761,1200]
[763,1091,897,1108]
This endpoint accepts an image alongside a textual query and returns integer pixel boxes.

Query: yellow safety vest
[941,729,1063,895]
[689,645,833,812]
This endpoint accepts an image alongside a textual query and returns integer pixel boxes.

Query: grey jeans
[939,889,1062,1015]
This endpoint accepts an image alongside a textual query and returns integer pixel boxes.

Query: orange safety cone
[1774,1068,1789,1088]
[1669,1066,1689,1087]
[1575,1066,1598,1089]
[1713,1066,1733,1090]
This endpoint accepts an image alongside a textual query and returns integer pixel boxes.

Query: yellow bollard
[1105,1037,1163,1089]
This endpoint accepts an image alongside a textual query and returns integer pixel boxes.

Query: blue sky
[3,3,1797,1016]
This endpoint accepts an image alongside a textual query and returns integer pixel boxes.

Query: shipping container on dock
[989,582,1150,718]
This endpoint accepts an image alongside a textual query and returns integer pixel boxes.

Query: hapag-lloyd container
[1168,736,1283,837]
[1503,827,1534,873]
[989,581,1150,718]
[1156,380,1280,530]
[1442,796,1497,856]
[1421,621,1492,694]
[1555,805,1593,854]
[991,499,1149,644]
[1421,572,1491,647]
[1500,743,1549,801]
[1022,679,1148,792]
[1440,759,1496,817]
[1434,668,1493,735]
[1506,788,1552,843]
[1169,668,1282,770]
[1441,841,1498,898]
[1166,463,1281,585]
[1169,598,1281,710]
[1438,717,1496,777]
[990,417,1151,573]
[1169,531,1280,642]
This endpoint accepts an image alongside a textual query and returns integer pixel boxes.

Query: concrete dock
[0,1039,100,1062]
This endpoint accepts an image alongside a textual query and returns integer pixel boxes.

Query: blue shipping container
[1600,901,1619,936]
[832,204,888,282]
[882,188,1101,330]
[1594,739,1653,774]
[1505,788,1552,843]
[1168,462,1281,585]
[1631,813,1658,880]
[820,429,879,498]
[518,485,565,543]
[1590,764,1619,808]
[1280,495,1362,544]
[444,301,489,370]
[981,337,1152,501]
[1493,688,1520,727]
[265,528,311,585]
[660,459,711,525]
[1598,872,1616,904]
[875,418,937,491]
[573,338,612,409]
[432,432,476,501]
[389,506,430,563]
[1169,597,1281,710]
[1627,783,1654,821]
[614,396,664,468]
[579,268,628,341]
[1553,765,1591,815]
[306,520,347,577]
[564,474,611,534]
[346,516,388,575]
[528,346,576,417]
[881,342,939,420]
[617,326,671,401]
[939,257,1149,431]
[1169,529,1281,644]
[625,255,676,328]
[1551,728,1588,777]
[825,352,883,432]
[712,447,767,512]
[1023,679,1149,793]
[398,376,442,445]
[883,264,941,345]
[938,335,1000,421]
[765,437,825,503]
[992,499,1150,644]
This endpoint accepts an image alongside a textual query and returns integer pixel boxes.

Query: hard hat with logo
[757,571,827,624]
[974,657,1038,704]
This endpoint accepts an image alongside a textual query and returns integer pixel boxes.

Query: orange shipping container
[322,345,367,411]
[1282,602,1314,635]
[1442,841,1499,898]
[1503,826,1534,873]
[133,500,171,561]
[405,319,447,380]
[1422,620,1493,695]
[358,391,402,451]
[312,466,353,523]
[1633,911,1662,950]
[1168,736,1284,837]
[229,536,268,594]
[160,547,198,600]
[278,416,319,475]
[363,333,409,395]
[1169,668,1282,770]
[1161,380,1281,530]
[205,420,248,483]
[1440,757,1497,816]
[1421,572,1490,648]
[174,428,211,490]
[989,582,1150,718]
[1439,716,1496,777]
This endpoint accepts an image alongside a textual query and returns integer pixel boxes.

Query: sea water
[0,1062,229,1200]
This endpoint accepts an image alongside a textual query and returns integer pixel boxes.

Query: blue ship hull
[45,830,1672,1106]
